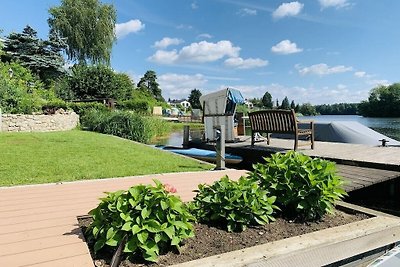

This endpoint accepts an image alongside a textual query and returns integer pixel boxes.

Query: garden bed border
[172,201,400,267]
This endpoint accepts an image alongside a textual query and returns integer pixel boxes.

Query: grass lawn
[0,130,213,186]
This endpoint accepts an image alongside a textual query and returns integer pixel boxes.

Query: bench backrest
[249,109,297,133]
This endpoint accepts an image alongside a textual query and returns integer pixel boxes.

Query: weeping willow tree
[48,0,116,65]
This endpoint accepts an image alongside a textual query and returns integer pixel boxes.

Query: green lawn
[0,130,213,186]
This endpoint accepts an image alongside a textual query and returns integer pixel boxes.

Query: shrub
[68,101,108,116]
[0,61,48,114]
[67,64,134,100]
[80,109,171,143]
[249,151,347,221]
[87,180,194,262]
[117,99,150,114]
[190,175,278,232]
[41,99,68,114]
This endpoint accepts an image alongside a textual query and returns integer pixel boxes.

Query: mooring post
[215,124,226,170]
[183,125,190,148]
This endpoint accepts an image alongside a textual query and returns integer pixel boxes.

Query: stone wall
[0,111,79,132]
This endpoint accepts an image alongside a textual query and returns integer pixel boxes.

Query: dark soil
[79,209,369,267]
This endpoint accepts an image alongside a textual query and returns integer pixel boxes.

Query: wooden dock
[0,169,247,267]
[190,137,400,192]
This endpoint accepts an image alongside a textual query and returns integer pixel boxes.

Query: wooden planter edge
[173,202,400,267]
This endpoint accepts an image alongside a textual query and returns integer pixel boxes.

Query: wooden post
[183,125,190,148]
[215,124,226,170]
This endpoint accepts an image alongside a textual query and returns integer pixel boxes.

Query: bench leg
[251,131,255,146]
[294,134,298,151]
[267,133,270,145]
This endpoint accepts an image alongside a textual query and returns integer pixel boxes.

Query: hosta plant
[190,175,278,232]
[87,180,194,262]
[250,151,347,221]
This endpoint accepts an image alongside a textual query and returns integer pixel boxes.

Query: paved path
[0,169,247,267]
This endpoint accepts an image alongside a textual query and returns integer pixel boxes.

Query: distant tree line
[358,83,400,117]
[315,103,359,115]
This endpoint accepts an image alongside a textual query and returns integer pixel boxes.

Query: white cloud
[115,20,145,39]
[238,8,257,16]
[148,50,179,65]
[158,73,207,98]
[271,40,303,55]
[229,83,366,104]
[197,33,213,39]
[319,0,351,9]
[354,71,366,78]
[296,63,353,76]
[191,2,198,9]
[367,79,390,86]
[153,37,184,49]
[176,24,193,30]
[224,57,268,69]
[148,40,240,64]
[272,2,304,19]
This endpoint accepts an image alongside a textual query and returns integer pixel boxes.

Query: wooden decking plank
[1,242,91,267]
[0,217,79,235]
[0,170,246,266]
[0,233,85,257]
[26,254,93,267]
[0,224,85,245]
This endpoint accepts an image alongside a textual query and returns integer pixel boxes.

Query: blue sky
[1,0,399,104]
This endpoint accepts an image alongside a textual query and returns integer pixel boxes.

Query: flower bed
[79,207,369,266]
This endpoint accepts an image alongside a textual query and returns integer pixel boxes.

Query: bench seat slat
[248,109,314,150]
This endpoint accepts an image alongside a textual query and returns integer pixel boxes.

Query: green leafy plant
[190,175,278,232]
[80,109,171,143]
[87,180,195,262]
[250,151,347,221]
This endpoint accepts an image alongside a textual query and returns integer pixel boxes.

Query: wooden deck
[0,169,247,267]
[191,137,400,192]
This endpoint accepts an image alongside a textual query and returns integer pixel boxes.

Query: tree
[48,0,116,65]
[261,91,273,109]
[359,83,400,117]
[137,70,164,102]
[280,96,290,110]
[290,100,296,110]
[299,103,317,116]
[66,64,133,100]
[1,25,66,85]
[188,89,202,109]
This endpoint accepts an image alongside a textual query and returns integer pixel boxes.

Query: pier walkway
[191,137,400,192]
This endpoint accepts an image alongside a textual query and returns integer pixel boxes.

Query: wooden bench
[248,109,314,150]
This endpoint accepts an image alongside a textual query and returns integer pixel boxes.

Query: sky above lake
[1,0,399,104]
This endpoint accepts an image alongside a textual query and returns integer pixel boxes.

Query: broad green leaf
[129,187,141,199]
[137,231,149,244]
[163,226,175,239]
[131,224,141,235]
[171,236,180,246]
[124,238,138,253]
[144,219,161,233]
[143,250,158,262]
[174,221,188,230]
[94,239,105,252]
[121,222,132,231]
[106,227,115,240]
